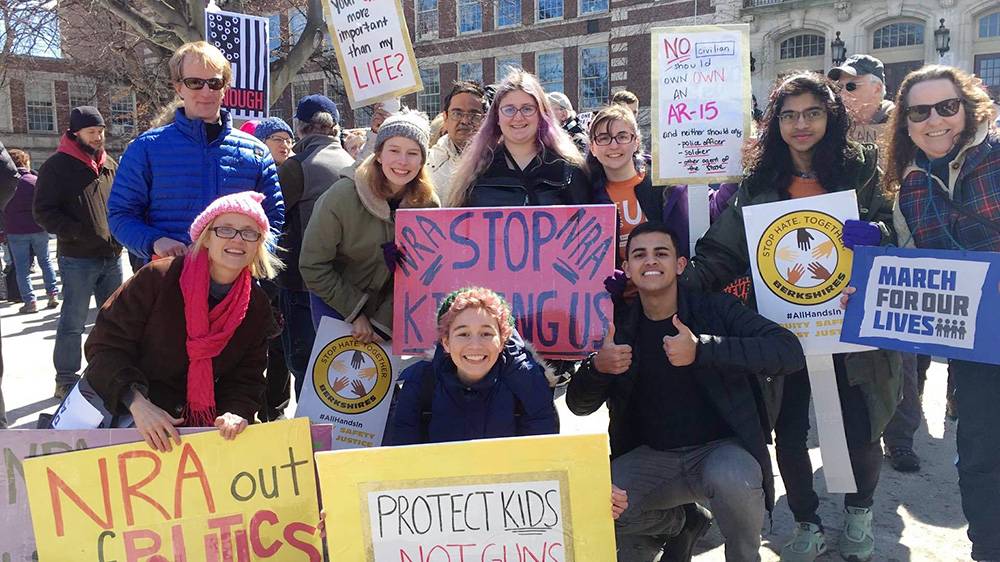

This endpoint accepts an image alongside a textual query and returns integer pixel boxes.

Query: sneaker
[838,506,874,562]
[661,503,713,562]
[18,301,38,314]
[46,293,59,309]
[53,383,74,400]
[885,446,920,472]
[781,522,827,561]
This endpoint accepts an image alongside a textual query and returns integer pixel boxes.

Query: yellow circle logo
[311,336,393,414]
[756,210,852,306]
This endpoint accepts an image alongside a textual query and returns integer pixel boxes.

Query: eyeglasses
[211,226,262,242]
[266,135,294,146]
[905,98,962,123]
[181,77,226,91]
[777,108,827,124]
[593,132,637,146]
[498,104,538,118]
[447,109,484,123]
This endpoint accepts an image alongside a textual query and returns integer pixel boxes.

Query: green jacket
[299,165,440,337]
[681,142,901,440]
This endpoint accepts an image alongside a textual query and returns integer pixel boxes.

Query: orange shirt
[606,173,646,259]
[787,176,827,199]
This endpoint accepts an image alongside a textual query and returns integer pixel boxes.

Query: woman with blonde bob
[447,70,591,208]
[80,191,282,452]
[299,110,440,342]
[390,287,558,444]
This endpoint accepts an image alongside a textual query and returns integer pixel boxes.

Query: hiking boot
[780,522,826,561]
[661,503,713,562]
[46,292,59,309]
[18,301,38,314]
[885,446,920,472]
[838,506,874,562]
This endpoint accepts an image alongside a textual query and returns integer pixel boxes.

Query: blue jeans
[953,359,1000,560]
[279,288,316,399]
[54,255,123,386]
[8,232,57,303]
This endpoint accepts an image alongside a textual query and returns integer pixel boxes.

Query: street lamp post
[935,18,951,57]
[831,31,847,66]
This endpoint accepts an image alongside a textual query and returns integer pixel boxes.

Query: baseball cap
[828,54,885,83]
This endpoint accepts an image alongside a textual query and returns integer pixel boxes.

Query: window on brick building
[779,34,825,59]
[580,0,608,15]
[459,61,484,84]
[538,0,563,21]
[292,82,311,114]
[458,0,483,33]
[69,81,97,110]
[496,56,521,81]
[537,51,564,93]
[25,81,55,133]
[354,107,374,128]
[497,0,521,28]
[418,67,441,116]
[579,45,609,111]
[0,86,11,132]
[110,90,137,138]
[417,0,439,40]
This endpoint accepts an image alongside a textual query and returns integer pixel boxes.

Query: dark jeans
[774,354,882,526]
[952,359,1000,560]
[883,352,922,450]
[8,232,58,303]
[281,288,316,398]
[54,255,123,386]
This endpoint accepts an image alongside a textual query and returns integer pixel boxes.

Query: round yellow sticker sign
[311,336,393,414]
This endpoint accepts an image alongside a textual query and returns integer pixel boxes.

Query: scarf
[179,250,252,426]
[57,133,107,176]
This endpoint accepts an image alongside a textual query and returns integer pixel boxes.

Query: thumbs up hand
[593,324,633,375]
[663,315,697,367]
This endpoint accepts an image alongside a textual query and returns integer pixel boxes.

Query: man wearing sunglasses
[427,81,486,202]
[109,41,283,264]
[828,55,895,126]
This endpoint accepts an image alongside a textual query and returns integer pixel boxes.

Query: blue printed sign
[841,246,1000,365]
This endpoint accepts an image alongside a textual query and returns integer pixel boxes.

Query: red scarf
[57,132,107,176]
[179,250,252,426]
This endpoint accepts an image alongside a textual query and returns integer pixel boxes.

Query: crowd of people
[0,37,997,562]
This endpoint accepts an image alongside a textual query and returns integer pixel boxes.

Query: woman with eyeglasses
[447,69,590,208]
[80,192,282,451]
[678,72,900,561]
[251,117,295,166]
[877,65,1000,561]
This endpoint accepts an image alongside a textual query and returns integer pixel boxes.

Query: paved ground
[0,243,975,560]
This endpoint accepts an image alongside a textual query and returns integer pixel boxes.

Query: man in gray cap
[828,54,895,125]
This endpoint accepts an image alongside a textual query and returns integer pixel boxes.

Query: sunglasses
[211,226,262,242]
[844,82,859,92]
[905,98,962,123]
[181,77,226,91]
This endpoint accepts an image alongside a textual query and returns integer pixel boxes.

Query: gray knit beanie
[375,109,431,160]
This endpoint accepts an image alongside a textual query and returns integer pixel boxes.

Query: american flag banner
[205,9,270,120]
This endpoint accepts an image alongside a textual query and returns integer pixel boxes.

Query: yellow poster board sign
[317,434,615,561]
[24,418,322,562]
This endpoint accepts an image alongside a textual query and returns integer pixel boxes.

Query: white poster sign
[650,24,751,185]
[743,191,870,355]
[295,316,401,448]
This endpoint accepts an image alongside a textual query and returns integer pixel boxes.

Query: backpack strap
[418,362,436,443]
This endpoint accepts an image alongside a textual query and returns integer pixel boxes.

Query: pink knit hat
[189,191,269,243]
[239,120,259,135]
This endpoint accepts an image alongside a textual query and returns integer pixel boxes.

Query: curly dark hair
[742,71,859,194]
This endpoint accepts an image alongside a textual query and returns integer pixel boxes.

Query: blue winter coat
[108,108,284,259]
[390,333,558,445]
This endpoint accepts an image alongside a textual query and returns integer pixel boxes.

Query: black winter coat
[566,287,805,510]
[466,146,591,207]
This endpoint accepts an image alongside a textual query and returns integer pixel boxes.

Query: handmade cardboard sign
[392,205,616,359]
[23,419,322,561]
[316,434,616,561]
[651,24,751,185]
[841,246,1000,365]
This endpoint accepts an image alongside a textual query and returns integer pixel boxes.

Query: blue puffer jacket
[390,333,558,445]
[108,108,284,259]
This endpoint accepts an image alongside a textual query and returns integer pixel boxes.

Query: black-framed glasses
[778,108,827,124]
[447,109,484,123]
[593,132,637,146]
[181,77,226,91]
[905,98,962,123]
[266,135,294,146]
[498,104,537,118]
[211,226,261,242]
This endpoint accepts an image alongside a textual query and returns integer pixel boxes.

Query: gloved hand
[381,241,407,274]
[604,269,628,298]
[842,220,881,250]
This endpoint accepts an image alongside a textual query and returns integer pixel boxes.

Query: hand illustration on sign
[797,228,814,251]
[787,263,805,285]
[777,247,800,262]
[808,262,832,281]
[812,239,836,259]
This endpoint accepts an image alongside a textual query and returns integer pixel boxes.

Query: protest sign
[847,123,886,146]
[841,246,1000,365]
[23,419,322,562]
[743,191,869,355]
[323,0,422,108]
[296,317,401,448]
[205,8,270,119]
[392,205,616,359]
[316,434,616,561]
[651,24,751,185]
